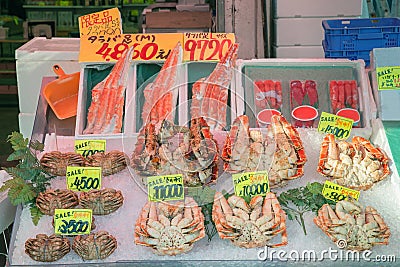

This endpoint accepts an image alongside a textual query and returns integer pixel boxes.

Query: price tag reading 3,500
[147,174,184,202]
[322,180,360,202]
[75,139,106,157]
[66,166,102,192]
[232,171,270,198]
[318,112,354,140]
[54,209,92,236]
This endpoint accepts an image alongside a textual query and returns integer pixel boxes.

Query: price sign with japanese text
[54,209,92,235]
[79,33,183,62]
[147,174,184,202]
[322,181,360,202]
[66,166,102,192]
[78,7,122,37]
[317,112,353,140]
[75,139,106,158]
[232,171,270,198]
[183,32,236,61]
[376,66,400,90]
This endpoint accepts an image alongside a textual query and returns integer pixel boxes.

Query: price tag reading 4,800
[233,171,270,198]
[75,140,106,157]
[54,209,92,235]
[66,166,102,192]
[322,181,360,202]
[318,112,354,140]
[147,174,184,202]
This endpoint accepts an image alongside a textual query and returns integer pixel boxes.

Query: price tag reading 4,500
[75,140,106,157]
[147,174,184,202]
[317,112,354,140]
[54,209,92,235]
[66,166,102,192]
[322,181,360,202]
[232,171,270,198]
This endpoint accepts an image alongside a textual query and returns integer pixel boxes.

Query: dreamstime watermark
[257,239,396,263]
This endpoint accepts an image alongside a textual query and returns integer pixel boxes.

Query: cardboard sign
[376,66,400,90]
[147,174,184,202]
[232,171,270,198]
[78,7,122,37]
[75,140,106,157]
[54,209,92,235]
[183,32,236,61]
[318,112,353,140]
[66,166,102,192]
[322,181,360,202]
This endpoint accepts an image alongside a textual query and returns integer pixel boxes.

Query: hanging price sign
[322,181,360,202]
[75,139,106,157]
[147,174,184,202]
[54,209,92,235]
[66,166,102,192]
[79,33,183,62]
[183,32,236,61]
[317,112,353,140]
[232,171,270,198]
[376,66,400,90]
[78,7,122,37]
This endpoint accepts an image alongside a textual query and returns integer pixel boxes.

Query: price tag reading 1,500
[232,171,270,198]
[322,180,360,202]
[147,174,184,202]
[75,140,106,157]
[66,166,102,192]
[317,112,354,140]
[54,209,92,236]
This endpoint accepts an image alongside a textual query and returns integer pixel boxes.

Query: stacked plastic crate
[271,0,363,58]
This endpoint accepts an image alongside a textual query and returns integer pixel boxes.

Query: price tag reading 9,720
[66,166,102,192]
[322,180,360,202]
[232,171,270,198]
[147,174,184,202]
[317,112,354,140]
[54,209,92,235]
[75,140,106,157]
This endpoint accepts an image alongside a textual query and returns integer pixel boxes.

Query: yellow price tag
[322,181,360,202]
[66,167,102,192]
[232,171,270,198]
[183,32,236,61]
[376,66,400,90]
[147,174,184,202]
[317,112,353,140]
[54,209,92,235]
[78,7,122,37]
[75,140,106,157]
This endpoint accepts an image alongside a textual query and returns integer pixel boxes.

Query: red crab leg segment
[263,192,288,248]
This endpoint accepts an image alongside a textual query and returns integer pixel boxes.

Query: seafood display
[25,234,70,262]
[314,200,390,251]
[290,80,319,108]
[85,150,129,176]
[79,188,124,215]
[317,134,390,190]
[329,80,358,114]
[83,47,133,134]
[254,80,282,110]
[222,114,306,187]
[36,189,79,215]
[72,231,117,260]
[212,192,287,248]
[141,42,182,126]
[131,117,219,186]
[40,151,86,176]
[134,197,205,255]
[190,44,239,130]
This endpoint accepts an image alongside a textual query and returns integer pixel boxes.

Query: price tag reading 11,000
[232,171,270,198]
[66,166,102,192]
[147,174,184,202]
[54,209,92,236]
[322,180,360,202]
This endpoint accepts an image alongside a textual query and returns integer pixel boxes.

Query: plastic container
[323,40,371,66]
[257,108,281,127]
[336,108,361,127]
[291,105,319,128]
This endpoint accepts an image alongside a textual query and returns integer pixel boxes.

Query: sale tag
[317,112,353,140]
[376,66,400,90]
[66,166,102,192]
[54,209,92,235]
[79,33,183,62]
[232,171,270,198]
[78,7,122,37]
[75,139,106,157]
[147,174,184,202]
[322,180,360,202]
[183,32,236,61]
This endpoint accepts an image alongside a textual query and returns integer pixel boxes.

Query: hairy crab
[79,188,124,215]
[317,134,390,190]
[314,200,390,251]
[86,150,129,176]
[25,234,70,262]
[36,189,79,215]
[40,151,86,176]
[212,192,287,248]
[134,197,205,255]
[72,231,117,260]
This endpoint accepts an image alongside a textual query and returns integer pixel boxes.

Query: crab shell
[40,151,86,176]
[36,189,79,215]
[72,231,117,260]
[25,234,70,262]
[86,150,129,176]
[79,188,124,215]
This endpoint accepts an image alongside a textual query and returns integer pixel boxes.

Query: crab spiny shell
[79,188,124,215]
[25,234,70,262]
[72,231,117,260]
[40,151,86,176]
[36,189,79,215]
[86,150,129,176]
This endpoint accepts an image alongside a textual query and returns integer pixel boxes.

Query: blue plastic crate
[323,17,400,51]
[322,40,370,66]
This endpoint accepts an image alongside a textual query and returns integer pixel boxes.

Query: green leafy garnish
[278,182,335,235]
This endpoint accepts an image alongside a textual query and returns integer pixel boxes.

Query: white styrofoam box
[273,0,363,18]
[0,171,17,233]
[272,45,325,58]
[18,113,35,139]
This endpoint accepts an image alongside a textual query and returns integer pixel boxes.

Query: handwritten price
[71,176,100,191]
[184,39,233,61]
[57,219,90,235]
[239,182,269,197]
[81,149,105,157]
[152,184,183,200]
[95,42,170,61]
[324,191,346,202]
[321,125,350,139]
